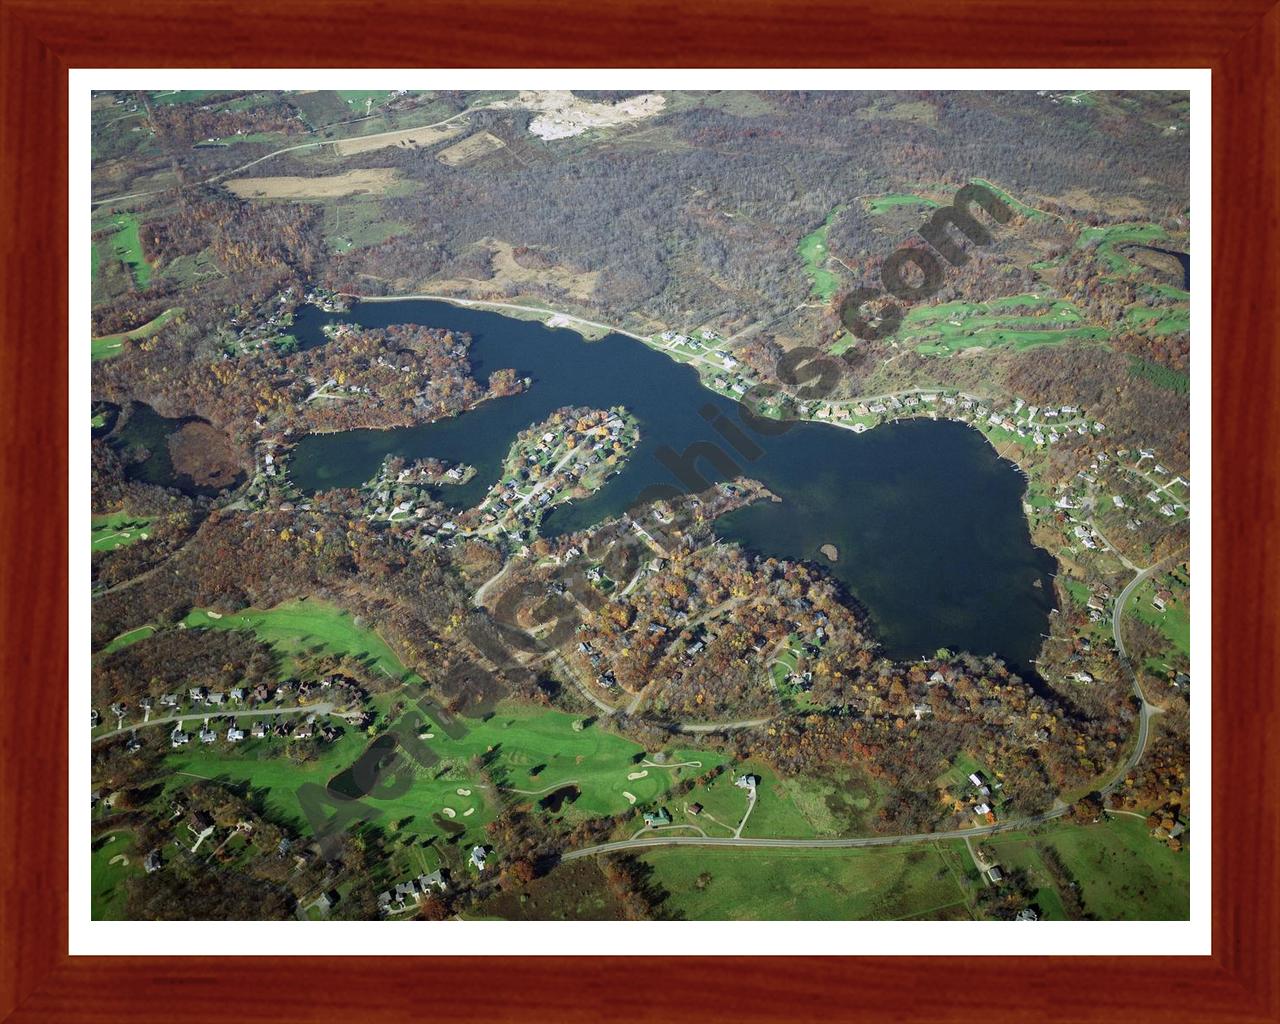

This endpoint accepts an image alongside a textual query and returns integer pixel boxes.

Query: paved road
[353,294,654,345]
[93,702,335,742]
[562,807,1068,861]
[674,717,773,734]
[1109,550,1186,779]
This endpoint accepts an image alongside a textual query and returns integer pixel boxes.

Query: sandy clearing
[427,239,599,305]
[226,168,400,200]
[494,90,666,141]
[626,770,649,781]
[334,124,463,156]
[622,791,637,805]
[437,130,506,167]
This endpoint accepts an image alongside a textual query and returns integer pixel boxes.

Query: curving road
[1108,550,1186,779]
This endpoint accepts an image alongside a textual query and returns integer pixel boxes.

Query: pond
[288,301,1056,672]
[109,402,239,498]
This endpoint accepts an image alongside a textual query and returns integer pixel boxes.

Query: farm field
[641,843,972,920]
[226,168,401,200]
[332,122,464,156]
[437,130,507,167]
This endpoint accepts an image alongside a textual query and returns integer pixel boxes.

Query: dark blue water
[288,301,1056,670]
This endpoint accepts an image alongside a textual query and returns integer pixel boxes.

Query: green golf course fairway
[183,600,417,681]
[167,703,725,845]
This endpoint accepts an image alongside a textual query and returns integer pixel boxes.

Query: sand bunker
[441,807,456,818]
[109,854,128,866]
[626,770,649,781]
[463,808,475,817]
[622,791,637,804]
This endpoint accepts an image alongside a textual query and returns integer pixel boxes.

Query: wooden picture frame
[2,1,1275,1020]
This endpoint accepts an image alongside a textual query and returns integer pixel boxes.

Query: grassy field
[969,177,1050,219]
[101,624,158,654]
[183,600,417,682]
[1061,576,1093,607]
[642,843,972,920]
[1128,579,1191,655]
[1124,305,1190,335]
[676,760,874,839]
[1128,356,1190,395]
[985,815,1189,920]
[106,213,151,287]
[150,90,220,105]
[92,307,180,362]
[797,206,845,302]
[336,90,398,112]
[91,513,154,551]
[1077,222,1171,273]
[323,197,414,254]
[865,193,938,214]
[91,830,140,919]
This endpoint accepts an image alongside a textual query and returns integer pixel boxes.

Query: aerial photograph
[89,87,1191,923]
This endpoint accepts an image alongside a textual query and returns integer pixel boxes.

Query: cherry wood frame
[2,1,1276,1020]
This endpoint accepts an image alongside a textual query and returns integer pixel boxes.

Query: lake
[288,301,1056,671]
